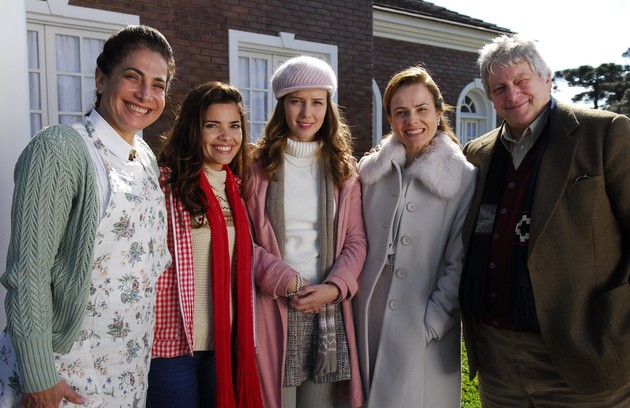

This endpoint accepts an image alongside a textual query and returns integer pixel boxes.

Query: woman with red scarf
[147,81,263,408]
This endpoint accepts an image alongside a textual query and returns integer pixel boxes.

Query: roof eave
[374,5,510,53]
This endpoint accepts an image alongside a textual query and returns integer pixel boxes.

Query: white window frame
[455,79,496,144]
[372,79,383,146]
[26,0,138,135]
[31,24,111,129]
[27,24,47,132]
[228,30,338,142]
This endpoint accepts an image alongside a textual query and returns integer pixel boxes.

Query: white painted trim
[1,0,31,329]
[229,30,338,89]
[229,30,337,59]
[456,78,496,140]
[25,1,136,132]
[27,0,139,26]
[373,7,503,53]
[372,79,383,146]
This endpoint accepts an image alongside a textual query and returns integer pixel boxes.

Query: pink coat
[245,159,367,408]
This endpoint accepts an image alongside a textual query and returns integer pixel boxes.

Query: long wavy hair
[383,65,460,147]
[159,81,251,218]
[255,93,355,189]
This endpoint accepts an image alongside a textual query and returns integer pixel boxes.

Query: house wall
[0,0,31,329]
[373,36,480,138]
[70,0,375,156]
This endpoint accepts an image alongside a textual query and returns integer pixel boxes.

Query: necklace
[203,166,234,225]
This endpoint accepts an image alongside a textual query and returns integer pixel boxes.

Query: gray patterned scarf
[267,160,350,386]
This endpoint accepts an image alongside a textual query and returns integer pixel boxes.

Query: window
[459,95,481,145]
[27,27,45,135]
[27,23,109,136]
[237,53,293,141]
[229,30,337,143]
[25,0,137,137]
[372,79,383,146]
[455,79,496,144]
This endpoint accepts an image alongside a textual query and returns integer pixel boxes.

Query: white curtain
[27,29,104,135]
[27,30,41,135]
[238,56,267,142]
[56,34,82,124]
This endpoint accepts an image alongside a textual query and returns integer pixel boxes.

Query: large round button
[395,268,408,279]
[400,235,411,246]
[406,202,418,212]
[388,299,400,310]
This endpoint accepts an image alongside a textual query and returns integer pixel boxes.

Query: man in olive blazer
[460,34,630,407]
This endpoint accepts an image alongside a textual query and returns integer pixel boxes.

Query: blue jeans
[147,351,217,408]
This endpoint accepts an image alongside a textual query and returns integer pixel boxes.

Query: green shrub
[461,340,480,407]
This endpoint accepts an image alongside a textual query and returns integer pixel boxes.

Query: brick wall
[70,0,374,156]
[373,36,479,139]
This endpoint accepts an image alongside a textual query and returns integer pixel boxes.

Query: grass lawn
[461,340,481,407]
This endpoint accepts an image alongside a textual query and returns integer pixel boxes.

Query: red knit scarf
[198,166,263,408]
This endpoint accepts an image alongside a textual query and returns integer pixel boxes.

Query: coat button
[406,202,417,212]
[388,299,400,310]
[400,235,411,246]
[395,268,408,279]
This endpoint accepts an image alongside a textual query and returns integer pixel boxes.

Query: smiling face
[201,102,243,171]
[283,88,328,142]
[487,61,552,139]
[388,83,440,163]
[95,47,168,144]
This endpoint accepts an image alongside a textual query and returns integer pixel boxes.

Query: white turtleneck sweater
[283,138,321,283]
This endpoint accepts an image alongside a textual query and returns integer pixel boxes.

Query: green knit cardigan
[1,124,99,393]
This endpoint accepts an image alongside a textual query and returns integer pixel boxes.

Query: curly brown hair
[255,93,355,189]
[158,81,251,218]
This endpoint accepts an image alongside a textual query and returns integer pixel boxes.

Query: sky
[430,0,630,104]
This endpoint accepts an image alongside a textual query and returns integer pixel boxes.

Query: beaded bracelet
[287,273,304,299]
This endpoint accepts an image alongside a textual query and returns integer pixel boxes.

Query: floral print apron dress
[0,118,170,407]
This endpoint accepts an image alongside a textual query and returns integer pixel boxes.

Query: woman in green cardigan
[0,25,175,407]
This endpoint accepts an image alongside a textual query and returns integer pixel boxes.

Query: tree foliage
[553,49,630,115]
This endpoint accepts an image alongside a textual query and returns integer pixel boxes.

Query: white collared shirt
[78,110,152,219]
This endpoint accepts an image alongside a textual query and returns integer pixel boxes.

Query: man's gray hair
[477,34,552,97]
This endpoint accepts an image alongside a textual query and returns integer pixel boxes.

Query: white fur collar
[358,132,469,200]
